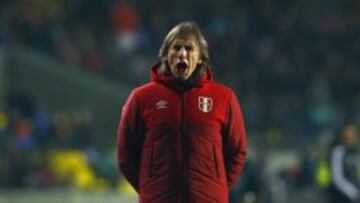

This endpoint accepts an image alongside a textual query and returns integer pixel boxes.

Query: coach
[117,21,247,203]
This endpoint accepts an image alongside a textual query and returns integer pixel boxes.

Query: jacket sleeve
[330,145,360,201]
[117,90,145,193]
[223,90,247,188]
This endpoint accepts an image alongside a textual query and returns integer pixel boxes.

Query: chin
[174,75,188,81]
[176,77,187,81]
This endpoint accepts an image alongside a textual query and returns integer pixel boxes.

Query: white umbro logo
[156,100,168,109]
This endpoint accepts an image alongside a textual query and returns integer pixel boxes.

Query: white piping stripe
[331,145,359,201]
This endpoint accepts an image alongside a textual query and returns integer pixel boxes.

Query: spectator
[328,122,360,203]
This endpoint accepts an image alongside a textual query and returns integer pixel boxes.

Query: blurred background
[0,0,359,202]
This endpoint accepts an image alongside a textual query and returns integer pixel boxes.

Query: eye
[173,45,181,51]
[185,45,193,51]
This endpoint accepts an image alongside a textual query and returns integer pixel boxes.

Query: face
[166,35,201,80]
[342,124,358,147]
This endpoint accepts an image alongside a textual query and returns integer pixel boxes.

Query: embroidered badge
[198,96,213,113]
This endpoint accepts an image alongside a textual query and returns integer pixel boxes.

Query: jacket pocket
[213,145,219,178]
[148,140,156,177]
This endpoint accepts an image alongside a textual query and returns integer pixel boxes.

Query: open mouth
[175,61,188,75]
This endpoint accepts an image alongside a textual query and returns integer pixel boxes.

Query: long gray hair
[159,22,210,70]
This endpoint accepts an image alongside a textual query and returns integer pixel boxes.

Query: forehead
[171,35,199,46]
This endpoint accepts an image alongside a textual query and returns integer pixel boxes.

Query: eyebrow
[173,41,196,47]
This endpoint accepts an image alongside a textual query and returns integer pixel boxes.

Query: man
[328,122,360,203]
[117,21,247,203]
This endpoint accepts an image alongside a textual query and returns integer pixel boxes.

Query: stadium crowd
[1,0,359,135]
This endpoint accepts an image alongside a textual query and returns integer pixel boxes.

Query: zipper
[179,92,187,202]
[213,145,219,178]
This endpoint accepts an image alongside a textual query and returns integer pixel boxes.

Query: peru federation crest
[198,96,213,113]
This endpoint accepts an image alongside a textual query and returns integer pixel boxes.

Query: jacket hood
[150,61,213,88]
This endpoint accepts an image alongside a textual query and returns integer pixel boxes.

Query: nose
[179,47,187,59]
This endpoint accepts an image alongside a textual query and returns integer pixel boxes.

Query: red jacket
[117,62,247,203]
